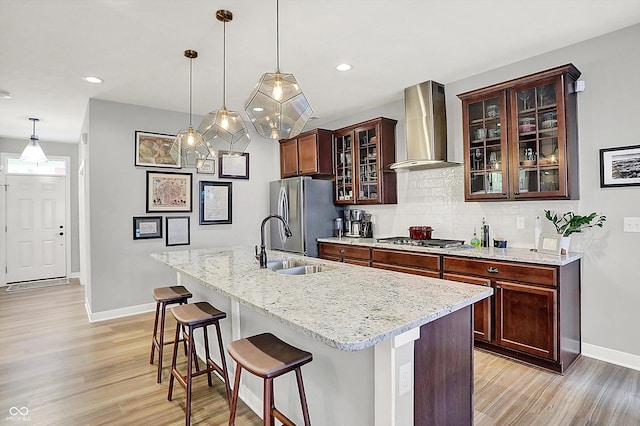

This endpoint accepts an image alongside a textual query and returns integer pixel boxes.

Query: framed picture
[538,233,562,255]
[600,144,640,187]
[197,158,216,174]
[166,216,190,246]
[218,151,249,179]
[132,216,162,240]
[135,131,180,168]
[200,181,232,225]
[146,171,192,213]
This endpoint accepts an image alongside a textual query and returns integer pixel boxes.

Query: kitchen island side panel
[414,305,473,426]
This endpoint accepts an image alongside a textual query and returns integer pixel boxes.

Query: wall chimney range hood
[390,80,459,170]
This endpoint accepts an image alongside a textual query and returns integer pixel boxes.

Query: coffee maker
[344,209,373,238]
[360,213,373,238]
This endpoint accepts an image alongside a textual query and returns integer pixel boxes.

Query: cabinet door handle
[502,192,507,196]
[487,266,499,273]
[514,192,520,196]
[339,249,345,254]
[496,285,502,290]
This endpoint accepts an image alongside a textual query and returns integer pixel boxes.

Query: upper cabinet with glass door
[458,64,581,201]
[333,117,397,205]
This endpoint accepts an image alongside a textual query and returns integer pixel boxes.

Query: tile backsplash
[366,165,582,250]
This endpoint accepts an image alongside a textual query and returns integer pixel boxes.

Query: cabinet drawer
[443,256,557,286]
[319,243,371,260]
[371,248,440,271]
[372,262,440,278]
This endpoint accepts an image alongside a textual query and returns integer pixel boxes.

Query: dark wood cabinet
[442,255,580,373]
[495,281,557,359]
[333,117,397,205]
[458,64,581,201]
[442,273,492,342]
[372,248,440,278]
[318,242,371,266]
[279,128,332,178]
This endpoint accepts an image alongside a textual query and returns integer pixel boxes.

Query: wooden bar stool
[150,286,192,383]
[227,333,313,426]
[168,302,231,426]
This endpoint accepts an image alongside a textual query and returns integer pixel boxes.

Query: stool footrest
[272,407,296,426]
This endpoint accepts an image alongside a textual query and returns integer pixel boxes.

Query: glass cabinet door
[467,96,506,197]
[356,127,379,202]
[513,78,563,197]
[335,132,354,203]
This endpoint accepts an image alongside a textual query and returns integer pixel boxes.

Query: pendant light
[20,117,48,163]
[198,10,251,155]
[245,0,312,140]
[170,50,212,168]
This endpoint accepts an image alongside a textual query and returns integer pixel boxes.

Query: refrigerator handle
[277,186,289,243]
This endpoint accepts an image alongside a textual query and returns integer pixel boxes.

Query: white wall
[84,99,279,314]
[322,24,640,360]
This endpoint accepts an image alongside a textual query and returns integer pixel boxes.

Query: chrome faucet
[256,214,292,268]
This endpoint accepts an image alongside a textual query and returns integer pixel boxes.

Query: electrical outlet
[623,217,640,233]
[516,217,525,229]
[399,362,412,396]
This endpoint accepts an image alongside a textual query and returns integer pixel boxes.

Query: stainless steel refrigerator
[269,177,342,258]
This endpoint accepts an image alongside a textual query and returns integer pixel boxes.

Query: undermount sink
[266,259,328,275]
[275,265,326,275]
[266,259,307,271]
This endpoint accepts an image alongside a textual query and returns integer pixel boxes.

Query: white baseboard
[582,343,640,372]
[85,299,156,322]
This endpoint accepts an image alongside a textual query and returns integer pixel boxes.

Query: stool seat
[227,333,312,379]
[153,285,192,303]
[171,302,226,326]
[227,333,313,426]
[150,285,192,383]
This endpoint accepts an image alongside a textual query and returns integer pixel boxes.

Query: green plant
[544,210,607,237]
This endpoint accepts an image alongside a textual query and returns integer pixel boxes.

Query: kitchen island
[151,247,492,425]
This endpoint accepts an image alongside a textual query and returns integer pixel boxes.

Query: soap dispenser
[471,228,481,247]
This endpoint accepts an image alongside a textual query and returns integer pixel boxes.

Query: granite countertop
[317,237,583,266]
[151,247,492,352]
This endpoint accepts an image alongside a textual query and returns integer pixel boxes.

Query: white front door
[5,175,66,282]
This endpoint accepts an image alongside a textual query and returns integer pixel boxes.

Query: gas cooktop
[376,237,465,248]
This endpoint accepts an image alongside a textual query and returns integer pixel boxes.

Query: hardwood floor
[1,283,639,425]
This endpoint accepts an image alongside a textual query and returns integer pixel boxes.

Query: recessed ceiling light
[0,90,11,99]
[336,64,352,71]
[83,76,103,84]
[253,107,264,112]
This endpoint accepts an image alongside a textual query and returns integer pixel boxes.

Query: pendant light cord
[223,19,226,108]
[276,0,280,72]
[188,56,193,126]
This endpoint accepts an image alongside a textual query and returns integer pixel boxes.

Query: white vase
[560,236,571,255]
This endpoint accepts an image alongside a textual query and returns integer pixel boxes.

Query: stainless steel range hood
[390,80,459,170]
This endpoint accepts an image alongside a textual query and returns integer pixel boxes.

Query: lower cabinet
[371,248,440,278]
[318,242,371,266]
[443,256,580,373]
[318,242,581,373]
[442,273,492,342]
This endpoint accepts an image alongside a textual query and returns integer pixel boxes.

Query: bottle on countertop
[482,217,490,247]
[470,228,481,247]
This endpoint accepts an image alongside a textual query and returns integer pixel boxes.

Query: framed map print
[199,181,232,225]
[135,131,180,168]
[146,171,192,212]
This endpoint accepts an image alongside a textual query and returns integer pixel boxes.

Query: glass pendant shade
[169,125,211,167]
[245,71,312,139]
[20,118,48,162]
[199,107,251,154]
[170,49,213,168]
[198,10,251,154]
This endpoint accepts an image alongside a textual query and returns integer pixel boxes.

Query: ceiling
[2,0,640,144]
